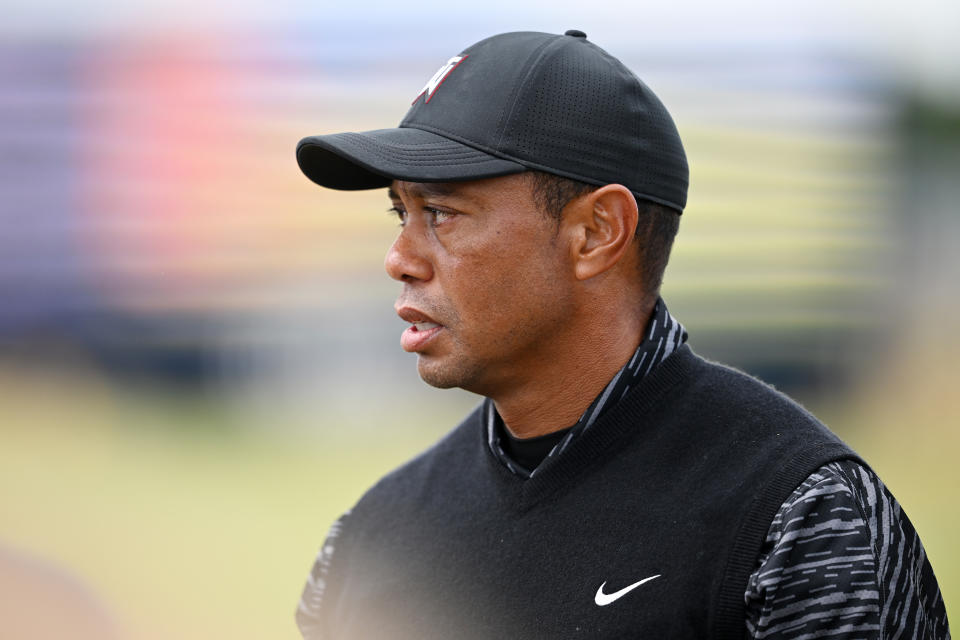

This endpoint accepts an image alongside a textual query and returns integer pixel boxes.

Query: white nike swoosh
[594,574,661,606]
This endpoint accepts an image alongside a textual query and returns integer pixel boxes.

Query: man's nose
[384,227,433,283]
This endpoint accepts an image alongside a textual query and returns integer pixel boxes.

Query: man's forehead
[388,174,531,203]
[388,181,460,201]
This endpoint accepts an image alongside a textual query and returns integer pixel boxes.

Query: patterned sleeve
[745,460,950,640]
[296,512,350,640]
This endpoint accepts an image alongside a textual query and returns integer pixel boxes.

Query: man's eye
[387,206,406,226]
[426,207,454,225]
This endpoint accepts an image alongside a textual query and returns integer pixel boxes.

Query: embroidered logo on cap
[412,55,468,104]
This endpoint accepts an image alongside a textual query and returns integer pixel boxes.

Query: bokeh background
[1,1,957,637]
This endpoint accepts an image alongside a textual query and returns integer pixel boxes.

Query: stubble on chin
[415,353,481,391]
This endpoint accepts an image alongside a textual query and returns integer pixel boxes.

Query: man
[294,31,950,639]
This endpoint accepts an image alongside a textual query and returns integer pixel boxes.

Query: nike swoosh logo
[594,574,661,606]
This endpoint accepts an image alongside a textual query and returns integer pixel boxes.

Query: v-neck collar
[484,297,688,479]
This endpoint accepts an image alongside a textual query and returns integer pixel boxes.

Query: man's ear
[563,184,639,281]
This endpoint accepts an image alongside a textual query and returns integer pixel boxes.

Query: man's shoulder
[677,347,829,431]
[653,348,862,494]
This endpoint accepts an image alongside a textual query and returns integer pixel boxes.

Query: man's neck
[492,304,651,439]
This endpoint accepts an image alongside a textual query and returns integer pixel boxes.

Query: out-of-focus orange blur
[1,3,957,638]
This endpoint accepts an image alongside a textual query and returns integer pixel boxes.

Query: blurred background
[1,0,957,637]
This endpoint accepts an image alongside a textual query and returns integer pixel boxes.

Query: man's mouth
[395,306,445,352]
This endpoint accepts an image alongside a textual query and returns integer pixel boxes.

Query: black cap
[297,31,688,211]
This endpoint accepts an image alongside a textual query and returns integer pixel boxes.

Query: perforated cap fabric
[297,31,689,211]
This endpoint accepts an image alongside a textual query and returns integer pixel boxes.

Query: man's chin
[416,355,476,390]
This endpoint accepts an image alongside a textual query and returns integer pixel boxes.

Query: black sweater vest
[322,346,862,639]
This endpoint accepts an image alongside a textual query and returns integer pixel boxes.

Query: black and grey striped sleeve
[296,512,350,640]
[745,460,950,639]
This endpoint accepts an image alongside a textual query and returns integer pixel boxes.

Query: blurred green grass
[0,369,464,639]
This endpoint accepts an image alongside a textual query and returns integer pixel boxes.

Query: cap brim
[296,127,526,190]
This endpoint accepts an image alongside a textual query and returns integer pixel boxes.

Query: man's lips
[396,306,444,352]
[395,306,439,324]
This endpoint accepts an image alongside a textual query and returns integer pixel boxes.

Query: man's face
[386,174,576,396]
